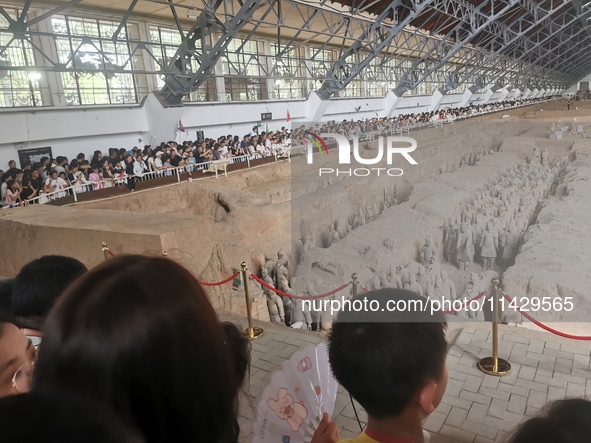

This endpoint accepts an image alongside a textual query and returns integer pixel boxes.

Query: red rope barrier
[198,272,240,286]
[250,273,350,300]
[502,292,591,341]
[105,247,237,286]
[443,290,487,314]
[361,286,370,293]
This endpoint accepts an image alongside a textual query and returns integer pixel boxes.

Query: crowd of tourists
[0,96,549,207]
[0,253,587,443]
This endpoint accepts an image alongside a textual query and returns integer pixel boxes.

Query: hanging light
[28,72,41,81]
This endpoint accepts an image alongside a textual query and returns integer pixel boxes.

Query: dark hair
[508,399,591,443]
[34,255,241,443]
[12,255,87,330]
[222,322,250,390]
[0,391,144,443]
[328,289,447,419]
[0,278,14,317]
[77,153,85,160]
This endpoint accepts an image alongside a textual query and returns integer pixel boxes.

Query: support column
[460,88,474,107]
[429,89,444,112]
[530,88,539,98]
[385,90,403,117]
[522,88,532,98]
[481,88,495,105]
[498,88,509,102]
[307,91,330,122]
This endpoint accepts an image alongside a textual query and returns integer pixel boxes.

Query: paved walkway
[219,312,591,443]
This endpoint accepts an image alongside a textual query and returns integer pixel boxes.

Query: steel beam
[441,0,575,93]
[316,0,435,99]
[112,0,140,41]
[158,0,263,106]
[393,0,520,97]
[26,0,85,27]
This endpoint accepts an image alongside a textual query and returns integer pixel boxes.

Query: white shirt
[0,182,7,201]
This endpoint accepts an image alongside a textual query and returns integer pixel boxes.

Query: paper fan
[253,342,339,443]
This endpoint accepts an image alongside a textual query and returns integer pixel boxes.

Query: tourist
[33,255,243,443]
[43,169,68,199]
[125,155,135,191]
[19,176,39,203]
[317,289,448,443]
[89,165,104,190]
[12,255,87,347]
[0,318,36,397]
[4,180,21,207]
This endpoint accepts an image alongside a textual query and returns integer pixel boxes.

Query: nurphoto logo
[304,133,418,177]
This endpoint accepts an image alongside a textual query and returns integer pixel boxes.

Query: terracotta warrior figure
[456,222,474,271]
[479,222,498,271]
[500,223,519,268]
[404,273,423,296]
[264,254,276,283]
[420,237,438,266]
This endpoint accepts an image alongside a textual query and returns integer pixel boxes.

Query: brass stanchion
[478,277,511,376]
[351,273,359,298]
[241,261,264,340]
[102,242,110,261]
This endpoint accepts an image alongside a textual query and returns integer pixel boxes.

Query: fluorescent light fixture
[186,7,198,19]
[28,72,41,81]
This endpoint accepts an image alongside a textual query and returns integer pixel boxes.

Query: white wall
[439,93,465,107]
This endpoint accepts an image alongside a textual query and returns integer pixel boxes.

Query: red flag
[179,120,185,132]
[286,110,291,122]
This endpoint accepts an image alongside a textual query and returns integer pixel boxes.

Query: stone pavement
[219,312,591,443]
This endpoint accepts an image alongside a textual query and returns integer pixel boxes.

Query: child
[316,289,448,443]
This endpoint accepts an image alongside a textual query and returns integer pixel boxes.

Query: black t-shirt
[30,177,43,191]
[170,156,181,167]
[21,188,35,201]
[108,157,119,167]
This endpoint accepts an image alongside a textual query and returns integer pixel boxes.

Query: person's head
[125,155,132,163]
[34,255,241,443]
[12,256,87,331]
[6,179,15,190]
[0,391,145,443]
[0,320,36,397]
[8,160,16,169]
[77,153,85,161]
[328,289,448,423]
[508,399,591,443]
[49,170,57,179]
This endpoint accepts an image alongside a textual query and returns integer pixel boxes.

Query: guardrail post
[478,277,511,376]
[102,242,110,261]
[241,261,264,340]
[176,168,181,182]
